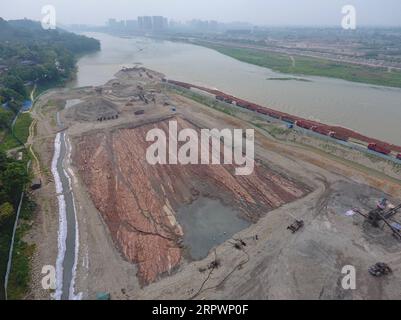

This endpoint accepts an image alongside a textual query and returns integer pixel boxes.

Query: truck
[312,126,332,136]
[267,111,281,119]
[329,132,349,142]
[216,95,233,104]
[281,116,296,124]
[235,100,249,109]
[368,143,391,155]
[295,120,314,130]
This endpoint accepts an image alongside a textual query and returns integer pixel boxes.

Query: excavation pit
[177,197,251,260]
[72,116,311,285]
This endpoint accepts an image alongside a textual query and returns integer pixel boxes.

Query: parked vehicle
[329,132,349,142]
[368,143,391,155]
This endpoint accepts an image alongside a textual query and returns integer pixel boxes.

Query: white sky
[0,0,400,26]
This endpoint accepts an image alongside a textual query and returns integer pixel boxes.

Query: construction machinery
[368,143,392,155]
[287,220,304,233]
[368,262,392,277]
[353,198,401,240]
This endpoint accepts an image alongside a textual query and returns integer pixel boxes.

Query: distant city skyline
[1,0,400,27]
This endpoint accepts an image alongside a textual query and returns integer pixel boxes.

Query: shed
[31,179,42,190]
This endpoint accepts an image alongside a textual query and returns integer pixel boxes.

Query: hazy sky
[1,0,400,26]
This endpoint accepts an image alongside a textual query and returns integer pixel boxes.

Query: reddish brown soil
[73,117,309,285]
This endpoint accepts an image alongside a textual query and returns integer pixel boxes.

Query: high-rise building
[108,18,117,27]
[108,18,125,30]
[138,16,144,29]
[152,16,166,31]
[138,16,153,30]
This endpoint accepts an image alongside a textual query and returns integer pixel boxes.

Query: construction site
[27,67,401,300]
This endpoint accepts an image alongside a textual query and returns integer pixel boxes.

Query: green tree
[0,108,13,129]
[0,202,14,225]
[0,162,29,205]
[1,75,26,98]
[0,87,24,104]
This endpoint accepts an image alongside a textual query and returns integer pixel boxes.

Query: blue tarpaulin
[21,100,32,112]
[96,292,111,300]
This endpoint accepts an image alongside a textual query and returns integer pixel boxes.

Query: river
[70,32,401,145]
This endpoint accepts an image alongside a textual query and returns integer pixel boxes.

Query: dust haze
[1,0,400,26]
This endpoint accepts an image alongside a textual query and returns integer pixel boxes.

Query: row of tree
[0,150,29,226]
[0,18,100,126]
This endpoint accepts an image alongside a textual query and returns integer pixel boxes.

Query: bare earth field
[27,67,401,300]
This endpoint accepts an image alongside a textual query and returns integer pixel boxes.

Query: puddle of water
[177,197,251,260]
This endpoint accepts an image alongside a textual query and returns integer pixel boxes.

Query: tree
[0,108,13,129]
[0,87,24,104]
[0,202,14,225]
[1,75,26,98]
[0,162,29,205]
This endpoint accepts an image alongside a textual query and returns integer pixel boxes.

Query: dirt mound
[65,97,119,122]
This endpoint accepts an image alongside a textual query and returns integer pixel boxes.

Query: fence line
[4,192,24,300]
[4,160,31,300]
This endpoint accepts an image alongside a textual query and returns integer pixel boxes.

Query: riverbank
[167,82,401,182]
[72,32,401,146]
[194,41,401,89]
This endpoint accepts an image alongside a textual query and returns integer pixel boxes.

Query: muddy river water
[70,32,401,145]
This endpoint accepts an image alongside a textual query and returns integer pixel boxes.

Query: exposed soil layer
[73,116,310,285]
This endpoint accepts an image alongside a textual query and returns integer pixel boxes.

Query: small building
[31,179,42,190]
[20,60,35,66]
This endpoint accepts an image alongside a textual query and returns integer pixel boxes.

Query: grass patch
[0,131,19,152]
[13,113,33,144]
[0,113,32,152]
[0,214,15,300]
[267,77,312,82]
[267,126,290,138]
[203,44,401,88]
[6,197,36,300]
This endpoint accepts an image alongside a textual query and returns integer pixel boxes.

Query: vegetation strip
[198,42,401,89]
